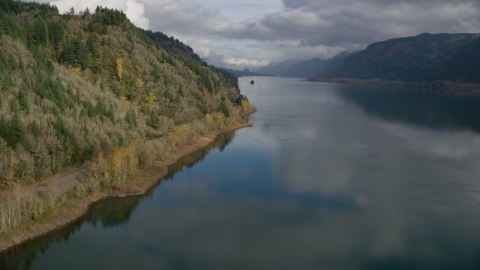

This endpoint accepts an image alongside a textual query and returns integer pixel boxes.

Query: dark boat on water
[250,80,255,84]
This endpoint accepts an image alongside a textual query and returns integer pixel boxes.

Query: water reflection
[0,131,237,270]
[338,85,480,132]
[166,132,236,179]
[239,78,480,268]
[3,78,480,269]
[0,195,148,270]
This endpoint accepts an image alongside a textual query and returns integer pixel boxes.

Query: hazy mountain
[329,33,480,81]
[255,59,302,75]
[284,58,333,77]
[254,52,358,78]
[219,68,273,77]
[320,51,358,75]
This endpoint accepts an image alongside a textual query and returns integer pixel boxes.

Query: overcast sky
[44,0,480,69]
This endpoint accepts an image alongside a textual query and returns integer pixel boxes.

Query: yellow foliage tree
[187,69,195,77]
[225,117,233,127]
[65,154,72,165]
[172,125,184,145]
[146,92,155,107]
[117,96,127,112]
[95,80,101,88]
[214,112,225,126]
[241,100,249,111]
[116,57,124,82]
[136,78,144,88]
[68,65,81,76]
[125,143,139,176]
[111,147,124,176]
[205,113,213,125]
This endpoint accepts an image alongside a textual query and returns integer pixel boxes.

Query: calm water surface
[2,77,480,269]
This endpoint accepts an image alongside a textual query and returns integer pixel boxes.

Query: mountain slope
[254,52,357,78]
[403,37,480,83]
[320,51,358,75]
[255,59,302,76]
[219,68,273,77]
[330,33,480,80]
[284,58,332,77]
[0,0,248,191]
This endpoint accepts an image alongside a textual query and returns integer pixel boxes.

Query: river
[2,77,480,269]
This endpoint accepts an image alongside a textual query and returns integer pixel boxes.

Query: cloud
[224,57,270,67]
[138,0,480,62]
[202,50,270,69]
[142,0,230,35]
[42,0,480,66]
[48,0,150,29]
[223,0,480,48]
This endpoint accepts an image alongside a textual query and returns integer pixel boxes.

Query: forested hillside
[0,0,249,189]
[329,33,480,82]
[403,37,480,82]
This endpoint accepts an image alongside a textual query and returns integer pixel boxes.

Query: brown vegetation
[0,1,254,249]
[0,110,255,252]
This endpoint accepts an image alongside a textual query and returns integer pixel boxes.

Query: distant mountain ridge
[321,51,359,75]
[219,68,274,77]
[329,33,480,83]
[253,51,356,78]
[284,58,331,77]
[255,59,302,76]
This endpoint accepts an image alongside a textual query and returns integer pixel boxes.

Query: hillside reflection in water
[2,77,480,269]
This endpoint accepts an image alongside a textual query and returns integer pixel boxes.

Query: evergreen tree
[218,98,230,118]
[29,18,49,47]
[61,38,88,68]
[10,112,25,147]
[0,0,9,12]
[48,21,65,51]
[86,33,98,54]
[0,115,7,143]
[9,98,17,112]
[125,111,137,129]
[7,54,17,70]
[30,121,40,138]
[83,7,91,18]
[18,88,29,113]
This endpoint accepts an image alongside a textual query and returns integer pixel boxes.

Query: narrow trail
[0,166,92,204]
[26,166,92,198]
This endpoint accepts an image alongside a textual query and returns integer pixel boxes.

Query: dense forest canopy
[0,0,248,189]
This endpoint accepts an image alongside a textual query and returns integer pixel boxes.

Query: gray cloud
[283,0,480,9]
[140,0,480,63]
[223,0,480,47]
[49,0,150,29]
[42,0,480,66]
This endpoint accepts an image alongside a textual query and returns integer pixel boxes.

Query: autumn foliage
[0,0,251,235]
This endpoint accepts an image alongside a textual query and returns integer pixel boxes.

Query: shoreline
[308,76,480,95]
[0,108,257,253]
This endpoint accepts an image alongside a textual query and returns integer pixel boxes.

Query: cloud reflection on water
[5,78,480,270]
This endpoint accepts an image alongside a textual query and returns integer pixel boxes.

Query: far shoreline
[307,76,480,95]
[0,107,257,253]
